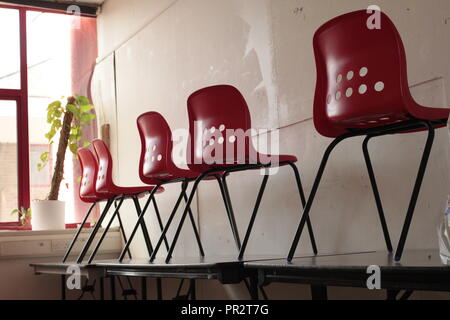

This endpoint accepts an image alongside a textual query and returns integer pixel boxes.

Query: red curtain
[71,16,99,223]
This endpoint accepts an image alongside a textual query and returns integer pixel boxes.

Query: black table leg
[61,275,66,300]
[157,278,163,300]
[249,275,259,300]
[311,285,328,300]
[110,276,116,300]
[141,277,147,300]
[100,277,105,300]
[190,280,196,300]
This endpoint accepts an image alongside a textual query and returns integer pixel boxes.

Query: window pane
[0,100,18,223]
[27,11,71,97]
[0,8,21,89]
[27,12,74,221]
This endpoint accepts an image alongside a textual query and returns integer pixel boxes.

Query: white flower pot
[31,200,66,231]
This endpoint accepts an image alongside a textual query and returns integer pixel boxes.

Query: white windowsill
[0,228,112,238]
[0,227,121,260]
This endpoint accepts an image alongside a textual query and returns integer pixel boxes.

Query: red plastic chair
[162,85,317,262]
[288,10,450,262]
[118,112,202,262]
[62,148,130,263]
[77,139,164,263]
[119,112,245,262]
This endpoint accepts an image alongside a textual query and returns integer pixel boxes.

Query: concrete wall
[95,0,450,299]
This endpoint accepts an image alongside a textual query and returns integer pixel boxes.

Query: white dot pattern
[328,67,385,103]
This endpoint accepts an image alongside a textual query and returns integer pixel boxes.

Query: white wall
[95,0,450,299]
[0,252,119,300]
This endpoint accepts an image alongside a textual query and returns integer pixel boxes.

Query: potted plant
[32,95,96,230]
[10,207,32,229]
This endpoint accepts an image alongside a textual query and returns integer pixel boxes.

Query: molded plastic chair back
[137,112,175,184]
[78,148,99,202]
[313,10,419,138]
[187,85,253,171]
[92,139,115,194]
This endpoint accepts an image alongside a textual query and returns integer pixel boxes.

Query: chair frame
[288,117,444,262]
[118,176,237,263]
[79,191,170,264]
[62,198,131,263]
[120,157,318,263]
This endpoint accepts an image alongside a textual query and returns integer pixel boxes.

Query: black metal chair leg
[132,196,154,257]
[151,196,170,251]
[363,136,393,253]
[287,162,318,255]
[183,192,205,257]
[63,202,96,263]
[287,135,350,261]
[216,175,242,250]
[77,199,114,264]
[116,206,132,260]
[395,121,435,261]
[150,182,189,261]
[166,174,209,262]
[222,175,242,248]
[118,187,161,262]
[238,174,270,260]
[88,198,125,263]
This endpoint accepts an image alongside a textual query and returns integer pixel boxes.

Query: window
[0,100,19,223]
[0,8,21,89]
[0,4,97,229]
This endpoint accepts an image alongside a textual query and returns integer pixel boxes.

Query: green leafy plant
[11,207,32,226]
[38,95,96,201]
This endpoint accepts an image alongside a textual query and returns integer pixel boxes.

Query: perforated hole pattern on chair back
[313,10,412,138]
[137,112,173,183]
[78,148,98,201]
[187,85,253,171]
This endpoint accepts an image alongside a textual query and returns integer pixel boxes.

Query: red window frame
[0,3,92,229]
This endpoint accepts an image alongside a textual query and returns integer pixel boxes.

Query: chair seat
[410,105,450,122]
[156,167,200,181]
[142,165,224,184]
[266,154,298,165]
[198,153,298,170]
[81,194,114,203]
[330,106,450,130]
[98,185,164,197]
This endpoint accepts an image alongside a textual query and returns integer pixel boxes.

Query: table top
[32,250,450,288]
[31,255,273,284]
[245,250,449,271]
[246,250,450,291]
[32,250,449,271]
[95,256,243,269]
